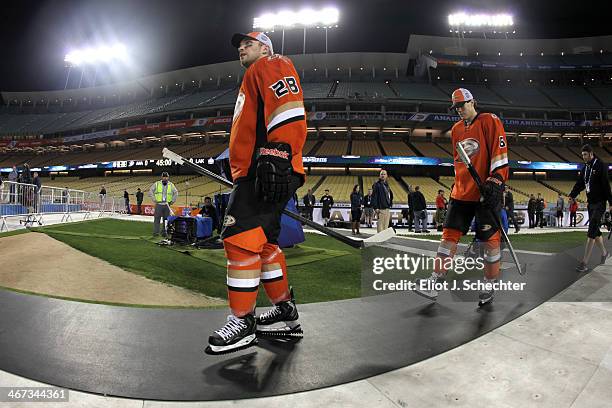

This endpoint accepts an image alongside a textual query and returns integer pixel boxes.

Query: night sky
[1,0,610,92]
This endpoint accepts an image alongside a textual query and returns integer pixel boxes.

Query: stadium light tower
[448,12,514,39]
[253,7,340,54]
[63,43,129,89]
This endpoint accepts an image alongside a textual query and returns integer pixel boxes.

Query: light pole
[253,7,339,55]
[63,43,129,89]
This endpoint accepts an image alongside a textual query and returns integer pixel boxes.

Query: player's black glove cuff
[480,173,504,210]
[255,142,293,203]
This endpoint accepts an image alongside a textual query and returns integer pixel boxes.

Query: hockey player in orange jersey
[414,88,509,306]
[206,31,306,355]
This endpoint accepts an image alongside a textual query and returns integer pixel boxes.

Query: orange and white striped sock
[224,241,261,317]
[261,243,290,304]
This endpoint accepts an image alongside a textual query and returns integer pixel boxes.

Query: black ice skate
[256,288,303,338]
[478,280,496,307]
[205,314,258,355]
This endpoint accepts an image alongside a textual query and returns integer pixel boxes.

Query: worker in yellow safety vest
[148,172,179,237]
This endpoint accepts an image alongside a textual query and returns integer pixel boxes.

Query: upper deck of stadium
[1,35,611,138]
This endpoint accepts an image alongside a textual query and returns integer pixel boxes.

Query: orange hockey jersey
[229,54,306,181]
[451,112,509,202]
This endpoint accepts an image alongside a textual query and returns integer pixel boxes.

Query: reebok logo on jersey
[259,147,290,160]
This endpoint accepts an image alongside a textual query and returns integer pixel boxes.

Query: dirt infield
[0,232,226,307]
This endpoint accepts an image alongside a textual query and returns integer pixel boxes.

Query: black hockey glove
[255,142,293,203]
[480,173,504,210]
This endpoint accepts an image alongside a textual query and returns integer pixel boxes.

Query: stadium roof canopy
[407,35,612,57]
[1,52,409,104]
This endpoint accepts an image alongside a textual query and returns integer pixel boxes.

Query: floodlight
[448,13,513,27]
[64,43,128,66]
[253,7,339,30]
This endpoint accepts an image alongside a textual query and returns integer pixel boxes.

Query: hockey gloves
[480,173,504,210]
[255,142,293,203]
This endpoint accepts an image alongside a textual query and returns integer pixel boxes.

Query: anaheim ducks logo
[223,215,236,226]
[458,138,480,158]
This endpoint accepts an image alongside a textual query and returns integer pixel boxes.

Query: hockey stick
[456,142,525,275]
[162,148,394,249]
[166,202,175,216]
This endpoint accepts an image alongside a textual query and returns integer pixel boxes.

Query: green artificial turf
[41,219,361,305]
[36,219,591,306]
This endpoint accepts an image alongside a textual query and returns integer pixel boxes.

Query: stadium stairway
[506,184,530,201]
[386,81,400,97]
[525,145,549,161]
[538,179,565,197]
[406,140,423,157]
[376,140,387,155]
[545,145,571,162]
[585,86,606,106]
[536,86,563,108]
[434,141,452,156]
[307,140,324,155]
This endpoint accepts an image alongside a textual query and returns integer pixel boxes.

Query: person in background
[21,163,32,185]
[434,189,448,231]
[504,186,520,233]
[411,185,428,233]
[21,163,33,208]
[99,186,107,208]
[535,193,545,228]
[302,188,316,221]
[527,194,536,228]
[570,144,612,273]
[32,172,42,211]
[350,184,363,235]
[320,189,334,226]
[199,196,220,233]
[371,169,393,232]
[569,197,578,227]
[406,185,414,231]
[149,172,178,237]
[62,186,69,204]
[363,188,374,228]
[123,190,131,215]
[8,165,18,203]
[556,193,565,228]
[136,188,144,215]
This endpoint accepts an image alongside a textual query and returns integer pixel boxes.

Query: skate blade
[478,298,494,308]
[413,290,438,302]
[256,326,303,338]
[204,338,258,356]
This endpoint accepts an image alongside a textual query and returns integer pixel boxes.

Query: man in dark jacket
[302,189,316,220]
[32,172,42,211]
[124,190,131,215]
[504,187,520,233]
[410,186,428,233]
[371,169,393,232]
[320,189,334,226]
[535,193,545,228]
[136,188,144,215]
[363,189,374,228]
[199,196,220,233]
[570,144,612,272]
[527,194,536,228]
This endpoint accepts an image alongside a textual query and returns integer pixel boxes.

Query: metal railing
[0,181,124,232]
